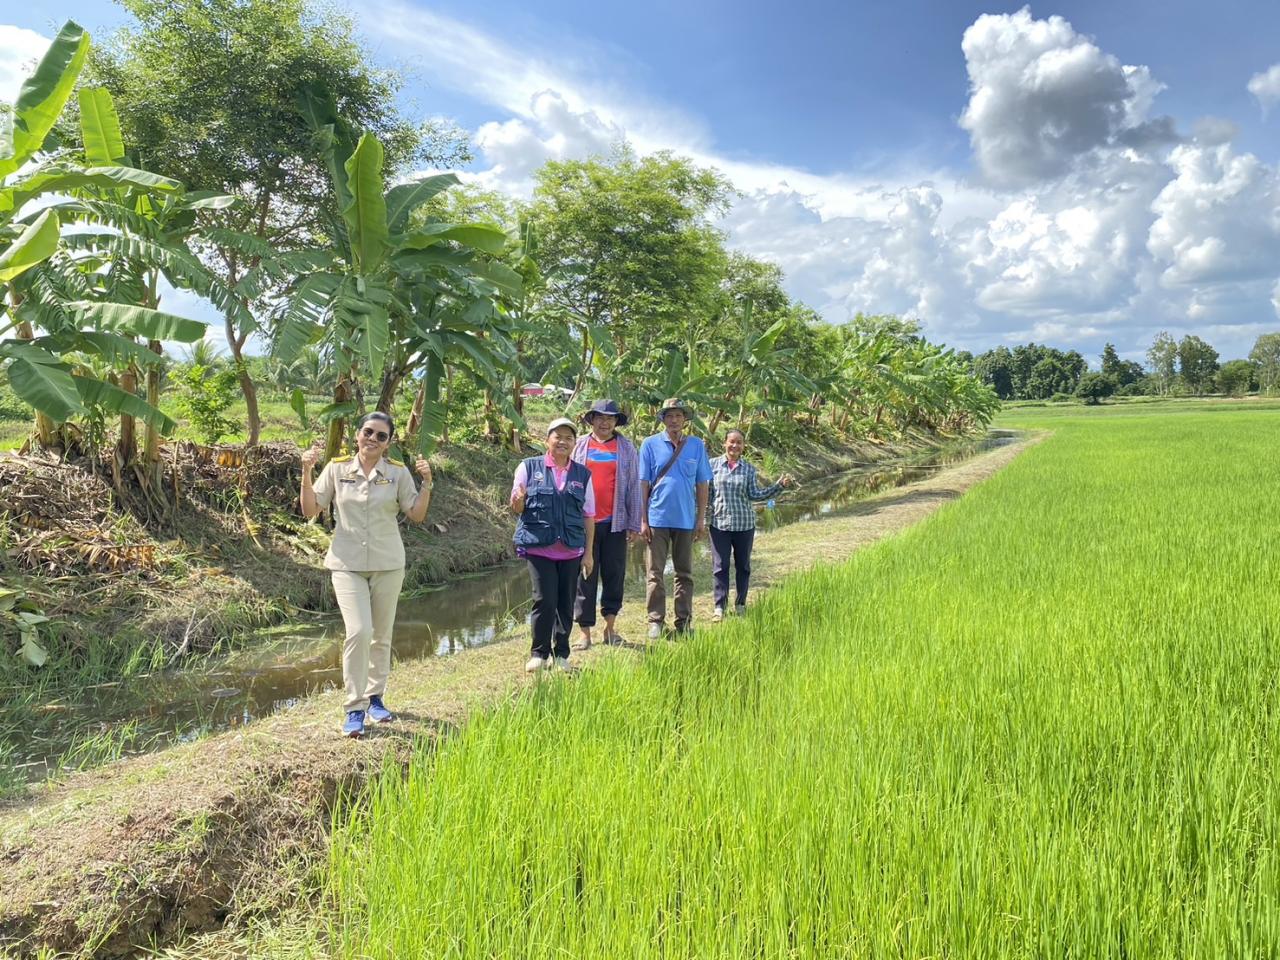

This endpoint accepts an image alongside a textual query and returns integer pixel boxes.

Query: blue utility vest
[513,456,591,550]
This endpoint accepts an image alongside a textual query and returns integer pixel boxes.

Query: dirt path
[0,435,1035,959]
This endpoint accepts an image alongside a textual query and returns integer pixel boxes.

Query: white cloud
[0,24,50,105]
[1247,64,1280,116]
[471,91,624,195]
[958,7,1177,188]
[1148,144,1280,286]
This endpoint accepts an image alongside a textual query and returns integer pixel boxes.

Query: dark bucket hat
[582,398,629,427]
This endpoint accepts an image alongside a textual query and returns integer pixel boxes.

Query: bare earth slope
[0,436,1033,959]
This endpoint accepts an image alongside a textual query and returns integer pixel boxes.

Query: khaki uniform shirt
[312,456,420,572]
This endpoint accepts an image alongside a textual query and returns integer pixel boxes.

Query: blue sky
[6,1,1280,363]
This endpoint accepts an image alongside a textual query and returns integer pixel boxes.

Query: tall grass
[326,407,1280,957]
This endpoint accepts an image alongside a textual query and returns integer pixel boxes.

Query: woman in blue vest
[511,418,597,672]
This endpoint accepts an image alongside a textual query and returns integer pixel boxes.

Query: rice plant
[324,405,1280,958]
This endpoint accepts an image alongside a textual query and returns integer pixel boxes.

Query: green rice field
[325,402,1280,958]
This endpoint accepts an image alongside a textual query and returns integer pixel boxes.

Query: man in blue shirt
[639,398,712,637]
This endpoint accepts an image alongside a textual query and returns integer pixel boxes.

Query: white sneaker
[646,623,663,640]
[712,607,724,622]
[553,656,573,672]
[525,656,548,673]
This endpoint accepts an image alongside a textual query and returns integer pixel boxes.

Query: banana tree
[0,22,209,462]
[702,299,816,435]
[278,93,520,458]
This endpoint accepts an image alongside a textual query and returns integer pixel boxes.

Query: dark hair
[725,428,746,442]
[358,411,395,436]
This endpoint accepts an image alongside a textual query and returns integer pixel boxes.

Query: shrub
[173,363,240,444]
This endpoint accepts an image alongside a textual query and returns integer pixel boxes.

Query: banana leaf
[2,353,85,421]
[77,87,125,164]
[0,210,59,284]
[69,301,206,342]
[385,174,459,234]
[0,21,90,178]
[72,375,176,434]
[342,134,389,276]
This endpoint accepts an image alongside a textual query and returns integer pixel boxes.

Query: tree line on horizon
[967,331,1280,403]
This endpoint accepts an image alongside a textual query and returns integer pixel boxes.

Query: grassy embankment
[311,400,1280,957]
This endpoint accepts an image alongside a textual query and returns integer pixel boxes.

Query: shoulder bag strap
[651,436,687,488]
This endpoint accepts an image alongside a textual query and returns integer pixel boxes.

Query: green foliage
[1177,334,1220,395]
[0,35,208,444]
[971,343,1087,400]
[88,0,430,211]
[0,21,89,178]
[0,378,31,420]
[0,586,50,667]
[1248,332,1280,395]
[173,362,240,443]
[1074,371,1115,405]
[530,149,732,348]
[1215,358,1257,397]
[1146,331,1178,395]
[1100,342,1145,388]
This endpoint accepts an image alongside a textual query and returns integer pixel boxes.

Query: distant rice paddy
[326,404,1280,958]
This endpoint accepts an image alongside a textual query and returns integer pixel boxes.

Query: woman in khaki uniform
[300,412,433,738]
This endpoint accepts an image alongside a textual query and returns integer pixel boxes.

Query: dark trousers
[709,526,755,609]
[646,527,695,627]
[574,526,628,626]
[526,554,581,659]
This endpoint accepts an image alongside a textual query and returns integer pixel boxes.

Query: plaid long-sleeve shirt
[708,456,784,531]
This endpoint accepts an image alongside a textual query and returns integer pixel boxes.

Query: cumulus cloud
[1248,64,1280,116]
[472,91,624,195]
[1148,143,1280,286]
[0,24,50,104]
[959,8,1178,188]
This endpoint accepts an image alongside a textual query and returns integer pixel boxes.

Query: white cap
[547,417,578,435]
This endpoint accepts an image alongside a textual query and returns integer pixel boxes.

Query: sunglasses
[360,426,390,443]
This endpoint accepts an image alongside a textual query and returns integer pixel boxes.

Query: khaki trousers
[331,568,405,712]
[646,527,695,628]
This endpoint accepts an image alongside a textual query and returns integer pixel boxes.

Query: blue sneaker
[342,710,366,738]
[367,696,394,724]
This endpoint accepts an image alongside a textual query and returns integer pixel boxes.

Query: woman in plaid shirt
[707,429,792,621]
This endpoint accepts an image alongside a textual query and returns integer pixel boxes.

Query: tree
[1248,333,1280,395]
[1,22,207,469]
[1075,372,1115,405]
[89,0,465,445]
[1177,335,1219,395]
[529,149,732,389]
[275,112,517,460]
[1216,359,1257,397]
[973,346,1014,399]
[1146,331,1178,395]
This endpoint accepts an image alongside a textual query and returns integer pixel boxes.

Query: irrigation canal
[11,431,1017,782]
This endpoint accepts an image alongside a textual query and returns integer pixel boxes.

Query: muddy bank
[0,436,1033,959]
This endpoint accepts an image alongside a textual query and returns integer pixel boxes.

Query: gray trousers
[645,527,694,627]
